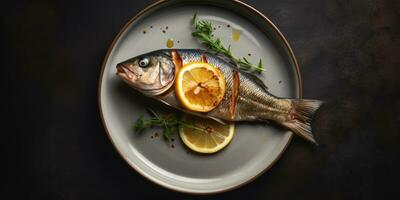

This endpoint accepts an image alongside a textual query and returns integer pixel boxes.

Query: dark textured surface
[2,0,399,199]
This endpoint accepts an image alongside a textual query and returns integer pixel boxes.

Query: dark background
[2,0,399,199]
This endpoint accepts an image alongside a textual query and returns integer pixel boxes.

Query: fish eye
[138,58,150,68]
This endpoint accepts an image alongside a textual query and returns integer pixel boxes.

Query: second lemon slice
[179,115,235,154]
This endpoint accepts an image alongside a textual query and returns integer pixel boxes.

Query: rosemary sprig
[192,13,265,73]
[133,109,204,141]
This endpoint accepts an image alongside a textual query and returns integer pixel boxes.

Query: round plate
[99,0,301,194]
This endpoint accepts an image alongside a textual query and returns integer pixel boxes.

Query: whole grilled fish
[116,49,322,144]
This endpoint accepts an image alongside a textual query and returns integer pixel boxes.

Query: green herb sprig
[133,109,204,141]
[192,13,265,73]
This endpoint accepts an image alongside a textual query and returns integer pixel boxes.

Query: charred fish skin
[116,49,323,144]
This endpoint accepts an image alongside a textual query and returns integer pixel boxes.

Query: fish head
[116,51,175,96]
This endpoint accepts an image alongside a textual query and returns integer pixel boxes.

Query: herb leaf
[192,13,265,73]
[133,116,154,135]
[132,109,203,142]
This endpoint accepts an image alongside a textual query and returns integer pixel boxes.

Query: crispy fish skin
[116,49,322,144]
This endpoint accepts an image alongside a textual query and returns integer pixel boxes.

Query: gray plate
[98,0,301,194]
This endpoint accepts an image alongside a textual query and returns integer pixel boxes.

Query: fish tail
[281,99,323,145]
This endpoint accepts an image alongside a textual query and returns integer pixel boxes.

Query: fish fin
[241,71,269,92]
[184,111,226,125]
[207,116,226,125]
[186,112,226,125]
[212,52,268,92]
[282,120,317,144]
[281,99,323,145]
[213,53,238,67]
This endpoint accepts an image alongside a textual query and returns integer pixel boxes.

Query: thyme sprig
[192,13,265,73]
[133,109,204,141]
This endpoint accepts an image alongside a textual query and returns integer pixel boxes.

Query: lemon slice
[175,62,226,112]
[179,115,235,153]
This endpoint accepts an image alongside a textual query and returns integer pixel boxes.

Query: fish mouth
[116,64,138,80]
[116,63,173,95]
[116,64,156,92]
[116,64,125,74]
